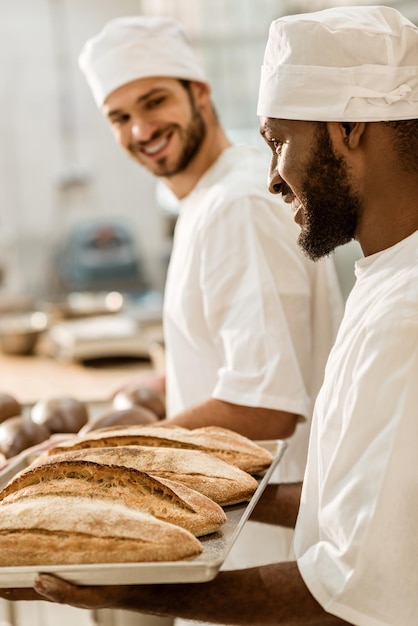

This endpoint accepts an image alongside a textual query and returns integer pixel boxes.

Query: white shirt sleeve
[198,192,312,417]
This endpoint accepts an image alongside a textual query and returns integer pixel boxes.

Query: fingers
[0,588,43,601]
[34,574,116,610]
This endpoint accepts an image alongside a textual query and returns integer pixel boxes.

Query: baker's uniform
[296,231,418,625]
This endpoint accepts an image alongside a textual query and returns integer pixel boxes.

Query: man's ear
[331,121,367,148]
[190,80,211,105]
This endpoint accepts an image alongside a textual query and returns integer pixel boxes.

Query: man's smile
[142,134,171,156]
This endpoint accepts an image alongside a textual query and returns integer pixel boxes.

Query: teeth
[144,137,168,155]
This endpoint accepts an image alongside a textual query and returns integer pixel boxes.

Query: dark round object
[0,415,50,458]
[0,393,22,423]
[113,387,166,419]
[30,396,89,434]
[79,406,159,436]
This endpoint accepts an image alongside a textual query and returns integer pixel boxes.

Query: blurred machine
[54,218,147,293]
[35,218,164,363]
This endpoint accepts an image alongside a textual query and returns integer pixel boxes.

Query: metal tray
[0,439,287,587]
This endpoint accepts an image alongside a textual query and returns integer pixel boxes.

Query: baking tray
[0,439,287,587]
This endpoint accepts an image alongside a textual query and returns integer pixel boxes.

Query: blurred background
[0,0,416,307]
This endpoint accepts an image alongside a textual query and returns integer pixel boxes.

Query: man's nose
[130,117,153,142]
[267,155,284,195]
[268,169,283,195]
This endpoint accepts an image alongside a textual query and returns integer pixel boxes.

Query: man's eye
[271,139,283,151]
[147,96,166,109]
[110,114,129,126]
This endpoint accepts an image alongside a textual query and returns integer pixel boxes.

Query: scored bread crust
[48,425,273,474]
[0,494,202,566]
[0,460,226,537]
[35,445,258,506]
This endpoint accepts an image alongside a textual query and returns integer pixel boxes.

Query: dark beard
[298,124,361,261]
[166,103,206,176]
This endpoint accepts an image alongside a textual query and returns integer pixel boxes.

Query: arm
[30,563,352,625]
[250,482,302,527]
[160,397,300,440]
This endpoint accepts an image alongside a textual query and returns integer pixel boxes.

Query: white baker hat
[79,16,207,107]
[257,5,418,121]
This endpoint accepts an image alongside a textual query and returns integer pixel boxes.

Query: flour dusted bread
[0,494,202,566]
[37,445,258,506]
[49,424,273,474]
[0,459,226,537]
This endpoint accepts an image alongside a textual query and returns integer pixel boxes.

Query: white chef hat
[79,16,207,108]
[257,5,418,121]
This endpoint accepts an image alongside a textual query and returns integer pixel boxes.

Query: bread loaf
[30,396,88,434]
[78,406,158,435]
[0,495,202,566]
[0,459,226,537]
[38,445,258,506]
[49,424,273,474]
[113,387,166,419]
[0,393,21,423]
[0,416,51,459]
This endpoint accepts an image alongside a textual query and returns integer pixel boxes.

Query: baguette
[49,425,273,474]
[34,445,259,506]
[0,460,226,537]
[0,494,202,566]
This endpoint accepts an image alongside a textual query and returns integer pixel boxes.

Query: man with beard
[7,5,417,625]
[75,14,342,611]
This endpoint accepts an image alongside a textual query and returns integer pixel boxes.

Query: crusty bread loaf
[0,494,202,566]
[0,393,21,423]
[0,459,226,537]
[0,416,51,459]
[78,406,158,435]
[36,445,258,506]
[49,425,273,474]
[30,396,88,434]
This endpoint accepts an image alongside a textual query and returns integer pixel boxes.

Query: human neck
[357,184,418,257]
[162,123,231,200]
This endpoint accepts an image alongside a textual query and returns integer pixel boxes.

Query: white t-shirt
[164,145,343,487]
[295,230,418,625]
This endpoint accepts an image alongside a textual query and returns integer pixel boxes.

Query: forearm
[162,397,299,440]
[33,563,352,625]
[250,482,302,527]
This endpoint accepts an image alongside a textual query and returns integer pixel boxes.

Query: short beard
[298,124,361,261]
[168,100,206,176]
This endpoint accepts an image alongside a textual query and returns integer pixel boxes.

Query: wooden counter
[0,316,164,406]
[0,351,154,406]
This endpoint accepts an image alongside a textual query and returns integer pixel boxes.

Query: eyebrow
[106,88,168,120]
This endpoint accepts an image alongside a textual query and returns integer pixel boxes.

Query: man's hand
[0,587,44,602]
[34,574,126,610]
[0,576,131,610]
